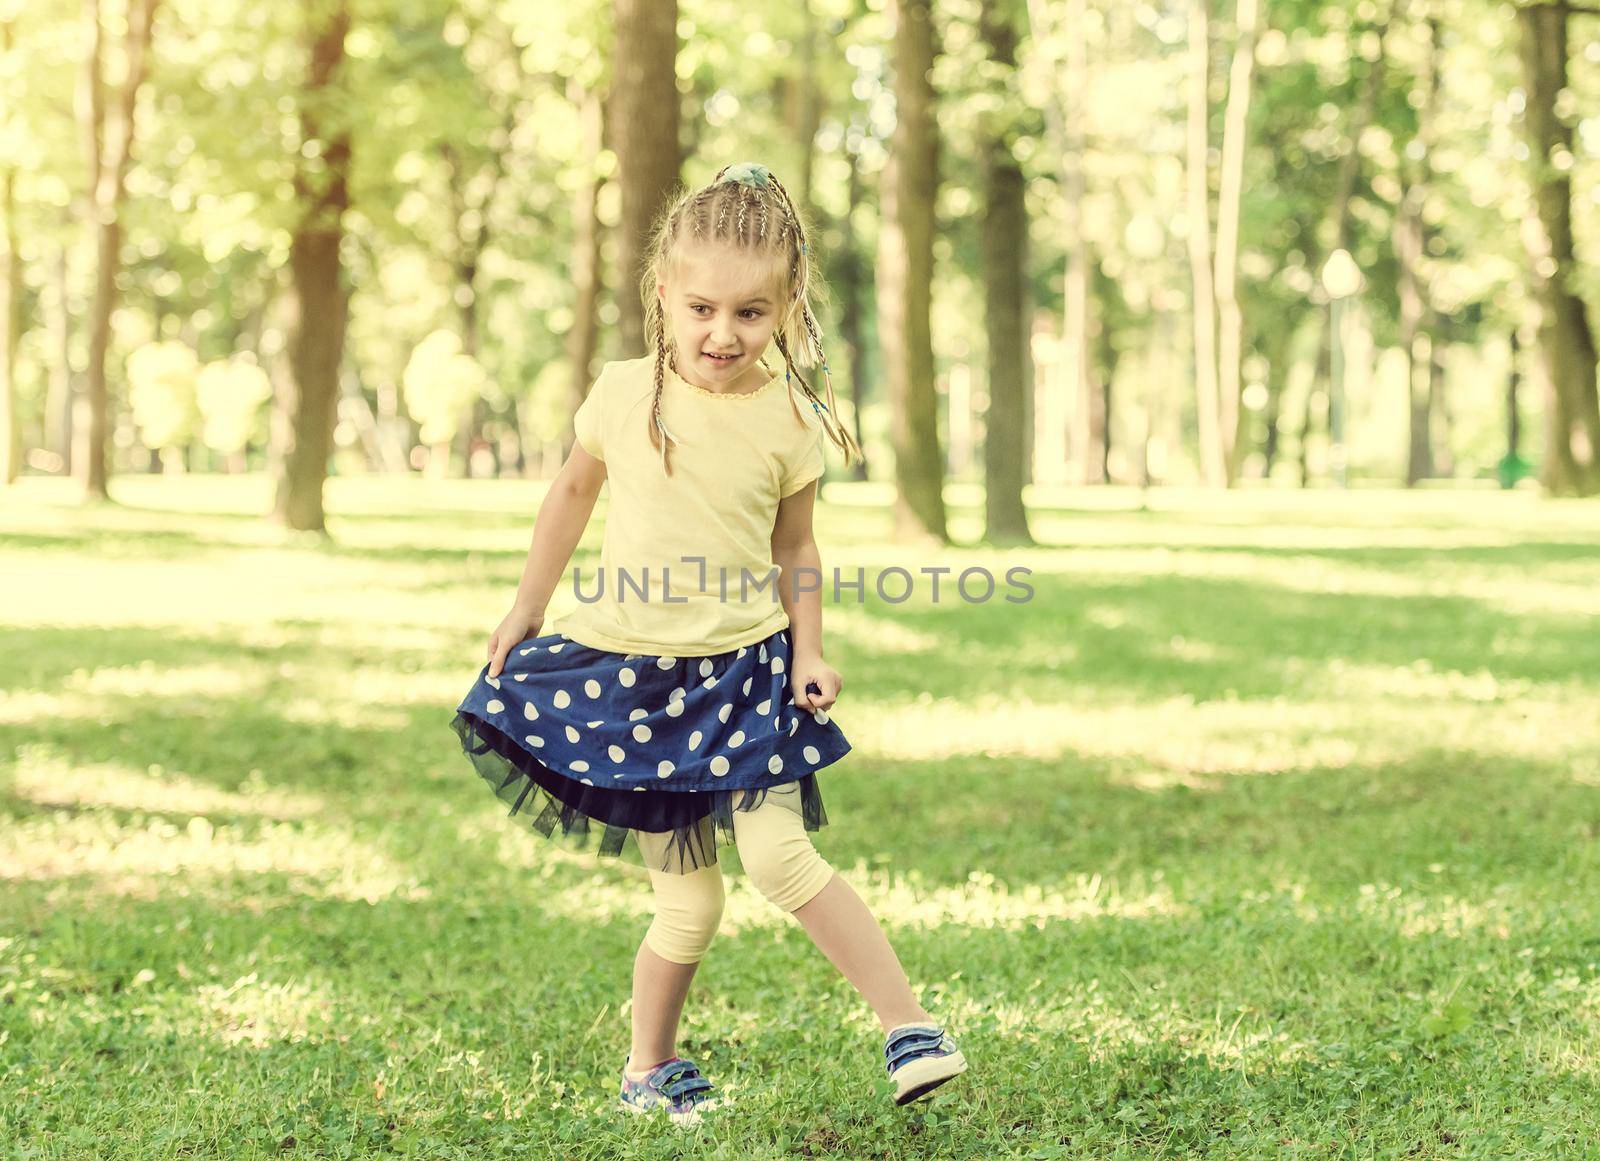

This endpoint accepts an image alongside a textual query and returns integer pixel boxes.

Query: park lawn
[2,474,1599,1159]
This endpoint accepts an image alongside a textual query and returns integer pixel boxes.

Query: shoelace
[884,1025,948,1074]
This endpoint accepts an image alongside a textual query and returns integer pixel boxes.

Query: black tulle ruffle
[451,711,828,874]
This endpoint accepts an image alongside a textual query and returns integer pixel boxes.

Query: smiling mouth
[703,352,740,363]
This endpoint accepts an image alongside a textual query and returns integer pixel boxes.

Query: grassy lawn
[3,474,1599,1159]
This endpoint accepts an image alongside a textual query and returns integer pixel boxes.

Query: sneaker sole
[892,1049,968,1105]
[619,1095,720,1128]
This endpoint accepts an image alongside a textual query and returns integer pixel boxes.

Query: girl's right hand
[487,606,544,679]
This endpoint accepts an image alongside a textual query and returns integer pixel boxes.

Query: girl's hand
[790,652,842,712]
[487,606,544,679]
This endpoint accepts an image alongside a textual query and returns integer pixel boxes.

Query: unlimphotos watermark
[571,556,1034,605]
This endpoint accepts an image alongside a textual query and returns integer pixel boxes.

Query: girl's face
[657,242,786,391]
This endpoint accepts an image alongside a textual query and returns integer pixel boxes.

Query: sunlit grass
[3,473,1600,1156]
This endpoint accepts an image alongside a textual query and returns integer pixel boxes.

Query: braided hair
[639,162,863,476]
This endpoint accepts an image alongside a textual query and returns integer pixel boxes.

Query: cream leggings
[633,782,836,964]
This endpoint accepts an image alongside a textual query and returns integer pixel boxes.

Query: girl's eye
[739,310,762,320]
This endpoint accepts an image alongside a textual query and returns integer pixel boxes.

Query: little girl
[450,162,966,1125]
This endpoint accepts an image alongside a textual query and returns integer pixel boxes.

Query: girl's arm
[488,444,606,676]
[771,480,842,711]
[509,443,606,614]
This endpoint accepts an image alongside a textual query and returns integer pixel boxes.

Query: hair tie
[719,162,773,190]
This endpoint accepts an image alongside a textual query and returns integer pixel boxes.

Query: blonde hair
[639,162,862,476]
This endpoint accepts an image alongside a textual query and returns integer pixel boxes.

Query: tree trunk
[566,78,604,464]
[612,0,681,357]
[1395,15,1440,487]
[76,0,159,500]
[837,132,871,481]
[272,0,351,533]
[46,238,73,469]
[1185,0,1223,486]
[1214,0,1259,485]
[1,137,21,485]
[1294,3,1405,488]
[1516,7,1600,496]
[879,0,947,542]
[978,0,1033,545]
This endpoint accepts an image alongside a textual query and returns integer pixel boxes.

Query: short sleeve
[572,366,607,460]
[780,427,825,497]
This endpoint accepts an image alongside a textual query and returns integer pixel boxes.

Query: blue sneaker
[884,1022,967,1105]
[618,1055,720,1127]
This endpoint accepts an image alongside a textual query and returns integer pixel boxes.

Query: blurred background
[1,0,1597,536]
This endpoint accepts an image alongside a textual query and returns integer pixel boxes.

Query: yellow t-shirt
[552,355,828,657]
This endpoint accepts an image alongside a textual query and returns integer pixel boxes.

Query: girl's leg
[627,827,725,1075]
[731,785,933,1034]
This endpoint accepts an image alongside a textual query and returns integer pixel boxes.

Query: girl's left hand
[791,653,842,712]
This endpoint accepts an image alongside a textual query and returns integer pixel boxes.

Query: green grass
[3,474,1599,1159]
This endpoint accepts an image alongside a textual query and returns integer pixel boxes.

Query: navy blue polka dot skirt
[450,626,850,873]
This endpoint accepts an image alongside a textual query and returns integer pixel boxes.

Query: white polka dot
[633,786,645,791]
[703,676,718,689]
[585,679,601,699]
[485,699,504,714]
[548,643,565,653]
[789,718,799,736]
[633,724,652,743]
[689,730,703,750]
[587,720,603,727]
[742,677,752,696]
[773,716,781,731]
[608,745,626,763]
[803,746,821,764]
[669,686,686,701]
[737,647,747,658]
[768,755,784,774]
[513,674,527,681]
[666,700,684,717]
[656,656,675,670]
[630,708,648,721]
[728,730,745,748]
[657,760,674,779]
[623,654,641,662]
[580,777,593,785]
[756,699,771,715]
[700,659,714,677]
[518,646,535,656]
[758,645,768,662]
[813,708,829,724]
[772,657,785,674]
[710,755,730,776]
[524,703,539,720]
[717,703,733,723]
[565,726,580,743]
[571,760,589,773]
[526,735,544,748]
[485,676,500,689]
[618,669,636,688]
[553,690,570,708]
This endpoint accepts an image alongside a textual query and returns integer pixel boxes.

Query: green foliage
[195,355,273,454]
[126,341,201,450]
[402,329,490,444]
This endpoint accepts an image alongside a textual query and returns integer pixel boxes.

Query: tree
[273,0,351,532]
[77,0,161,500]
[879,0,948,542]
[978,0,1033,544]
[1516,3,1600,496]
[611,0,680,357]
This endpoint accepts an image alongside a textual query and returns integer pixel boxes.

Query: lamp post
[1321,248,1363,488]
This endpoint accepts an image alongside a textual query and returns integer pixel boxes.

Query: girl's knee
[741,837,835,913]
[643,864,726,964]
